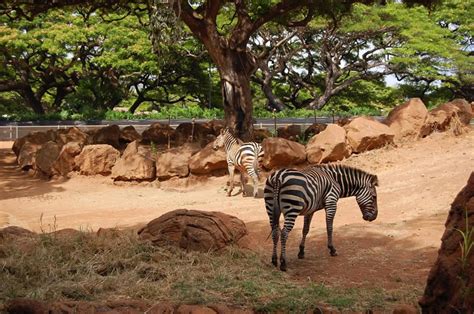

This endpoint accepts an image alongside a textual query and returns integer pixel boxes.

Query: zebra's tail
[271,174,281,232]
[255,145,264,179]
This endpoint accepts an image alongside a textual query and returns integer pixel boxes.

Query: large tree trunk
[21,87,45,115]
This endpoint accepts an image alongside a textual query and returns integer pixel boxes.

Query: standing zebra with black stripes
[264,164,378,271]
[213,128,264,197]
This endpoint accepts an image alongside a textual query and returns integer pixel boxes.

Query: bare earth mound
[1,130,473,309]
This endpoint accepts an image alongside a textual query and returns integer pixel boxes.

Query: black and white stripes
[264,164,378,271]
[213,128,264,197]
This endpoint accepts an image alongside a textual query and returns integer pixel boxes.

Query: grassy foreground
[0,229,411,312]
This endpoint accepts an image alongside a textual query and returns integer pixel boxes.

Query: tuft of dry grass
[0,230,413,312]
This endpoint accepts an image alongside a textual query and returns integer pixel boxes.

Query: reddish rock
[305,124,351,164]
[111,141,156,181]
[35,141,61,177]
[75,144,120,175]
[384,98,428,142]
[420,99,473,137]
[304,123,327,139]
[174,122,214,146]
[344,116,395,153]
[156,143,201,180]
[204,119,225,136]
[277,124,302,141]
[17,141,42,170]
[12,131,53,157]
[56,127,88,147]
[419,172,474,313]
[120,125,142,144]
[176,304,217,314]
[253,128,272,142]
[52,142,83,176]
[0,226,35,239]
[92,124,121,149]
[137,209,248,252]
[142,122,175,145]
[261,137,306,169]
[188,142,227,175]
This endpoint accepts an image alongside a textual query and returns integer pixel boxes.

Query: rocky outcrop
[119,125,141,144]
[137,209,248,252]
[253,128,272,142]
[277,124,302,141]
[174,122,214,146]
[305,124,351,164]
[111,141,156,181]
[384,98,428,142]
[188,142,227,175]
[12,131,53,157]
[261,137,306,169]
[344,117,395,153]
[92,125,121,149]
[75,144,120,175]
[17,141,42,170]
[35,141,61,177]
[419,172,474,313]
[156,143,201,180]
[304,123,327,139]
[56,127,88,147]
[141,122,175,145]
[420,99,473,137]
[52,142,83,176]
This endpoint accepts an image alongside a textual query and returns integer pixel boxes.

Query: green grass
[0,230,410,312]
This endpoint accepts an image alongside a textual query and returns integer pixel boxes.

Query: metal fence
[0,118,333,141]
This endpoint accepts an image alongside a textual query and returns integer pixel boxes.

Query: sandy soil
[1,130,473,297]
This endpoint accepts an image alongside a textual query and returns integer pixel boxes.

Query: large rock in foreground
[419,172,474,313]
[384,98,428,142]
[344,117,395,153]
[138,209,248,252]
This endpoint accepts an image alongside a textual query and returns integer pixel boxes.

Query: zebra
[264,164,378,271]
[213,128,264,197]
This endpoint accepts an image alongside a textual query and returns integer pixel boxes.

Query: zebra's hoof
[280,263,287,271]
[271,257,278,267]
[330,251,338,257]
[298,252,305,259]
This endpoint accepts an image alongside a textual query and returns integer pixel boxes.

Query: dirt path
[1,131,473,298]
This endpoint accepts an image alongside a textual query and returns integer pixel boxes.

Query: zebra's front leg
[325,203,338,256]
[298,213,314,259]
[239,171,246,196]
[227,164,235,197]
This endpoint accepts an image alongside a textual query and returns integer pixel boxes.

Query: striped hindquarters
[234,142,263,179]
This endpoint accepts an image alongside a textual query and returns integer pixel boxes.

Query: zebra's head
[356,175,378,222]
[213,128,229,150]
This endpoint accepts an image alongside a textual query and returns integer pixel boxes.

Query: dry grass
[0,230,410,312]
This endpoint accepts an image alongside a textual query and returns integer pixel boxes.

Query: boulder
[384,98,428,141]
[35,141,61,177]
[119,125,142,144]
[141,122,175,145]
[52,142,83,176]
[261,137,306,169]
[17,141,42,170]
[419,172,474,313]
[306,124,351,164]
[344,117,395,153]
[92,124,121,148]
[174,122,214,146]
[156,143,201,180]
[420,99,473,137]
[12,131,52,157]
[188,142,227,175]
[304,123,327,139]
[56,127,88,147]
[204,119,225,136]
[111,141,156,181]
[277,124,302,141]
[75,144,120,175]
[253,128,272,143]
[0,226,35,239]
[137,209,248,252]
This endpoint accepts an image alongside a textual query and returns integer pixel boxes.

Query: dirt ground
[1,130,473,300]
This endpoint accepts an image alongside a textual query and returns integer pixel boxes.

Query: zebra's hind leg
[298,213,314,259]
[239,171,246,196]
[227,164,235,196]
[271,225,280,267]
[251,174,259,198]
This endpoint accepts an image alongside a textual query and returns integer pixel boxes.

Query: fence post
[15,125,18,140]
[272,109,277,136]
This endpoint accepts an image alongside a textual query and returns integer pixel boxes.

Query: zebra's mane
[315,163,378,186]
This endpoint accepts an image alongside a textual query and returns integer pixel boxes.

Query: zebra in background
[213,128,264,197]
[264,164,378,271]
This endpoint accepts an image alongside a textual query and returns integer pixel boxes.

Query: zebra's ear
[371,175,379,187]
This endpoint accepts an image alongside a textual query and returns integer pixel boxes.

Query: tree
[1,0,438,139]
